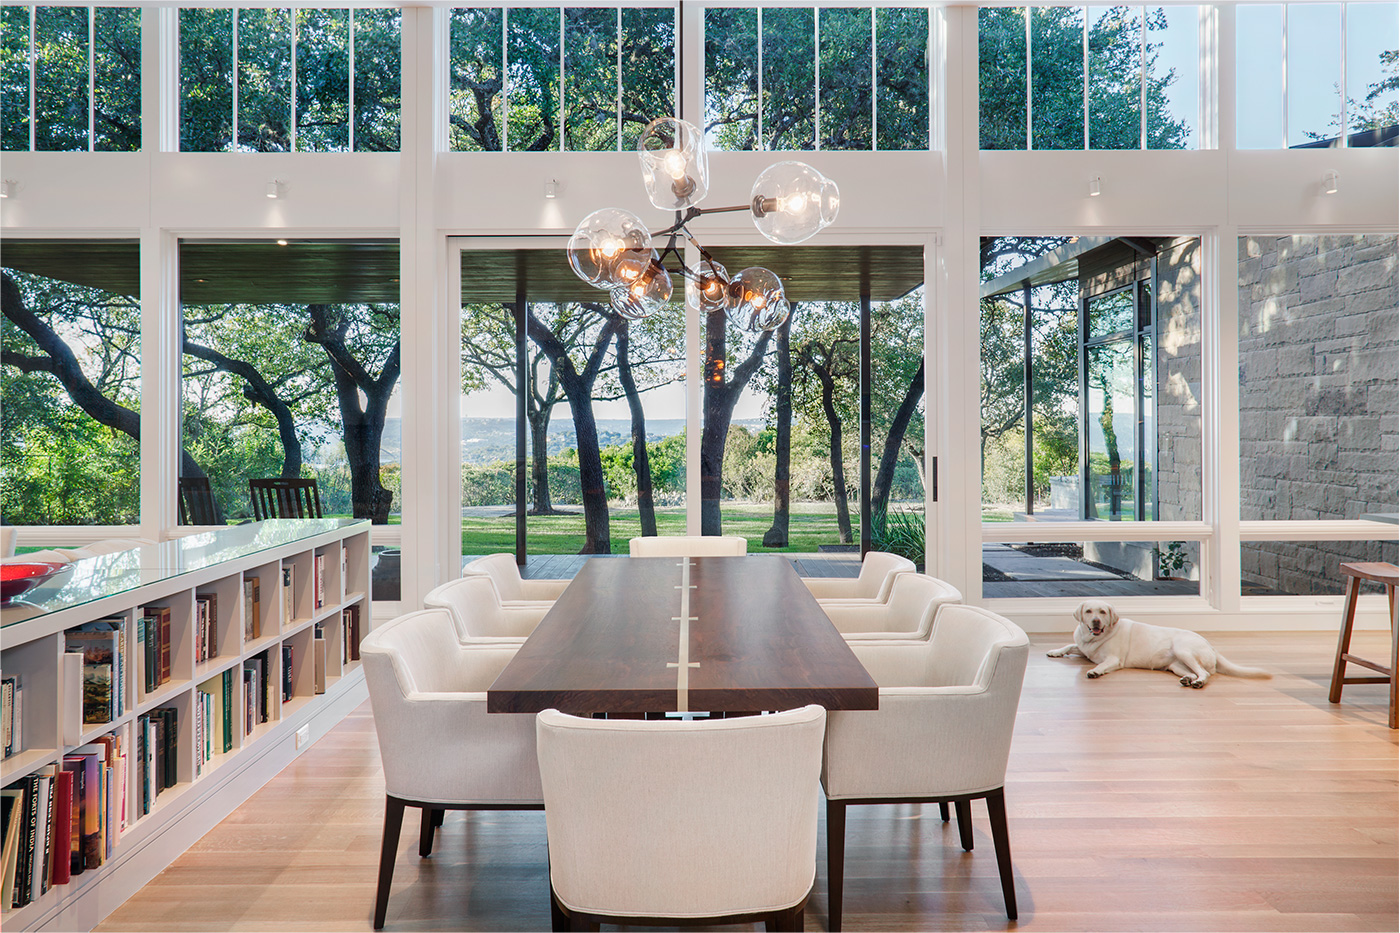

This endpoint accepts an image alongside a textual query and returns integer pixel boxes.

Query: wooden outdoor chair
[249,478,324,521]
[178,476,221,525]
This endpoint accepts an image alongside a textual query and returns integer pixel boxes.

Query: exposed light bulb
[663,149,687,180]
[600,237,622,259]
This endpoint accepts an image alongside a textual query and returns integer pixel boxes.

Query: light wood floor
[97,631,1399,933]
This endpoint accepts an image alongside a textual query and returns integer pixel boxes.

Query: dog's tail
[1215,654,1272,679]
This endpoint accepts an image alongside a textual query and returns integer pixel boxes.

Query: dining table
[486,554,879,716]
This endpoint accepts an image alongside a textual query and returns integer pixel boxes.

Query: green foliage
[1158,540,1188,578]
[871,508,925,568]
[979,6,1188,150]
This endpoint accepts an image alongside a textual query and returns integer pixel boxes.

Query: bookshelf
[0,520,371,932]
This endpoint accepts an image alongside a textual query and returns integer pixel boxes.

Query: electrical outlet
[295,725,310,749]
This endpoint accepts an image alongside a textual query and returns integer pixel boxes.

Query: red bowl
[0,561,69,603]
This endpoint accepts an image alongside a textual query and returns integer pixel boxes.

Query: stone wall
[1155,236,1205,523]
[1238,234,1399,595]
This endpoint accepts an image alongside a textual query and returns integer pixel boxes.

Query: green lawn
[461,502,859,554]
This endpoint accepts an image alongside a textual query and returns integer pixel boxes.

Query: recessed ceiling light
[277,239,288,246]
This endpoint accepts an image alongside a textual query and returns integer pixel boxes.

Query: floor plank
[97,631,1398,933]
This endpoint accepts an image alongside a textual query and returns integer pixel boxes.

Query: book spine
[221,671,233,754]
[38,772,53,896]
[17,776,37,907]
[282,645,294,703]
[50,771,72,886]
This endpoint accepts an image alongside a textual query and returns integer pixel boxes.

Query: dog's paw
[1086,670,1102,679]
[1180,676,1207,688]
[1046,649,1066,658]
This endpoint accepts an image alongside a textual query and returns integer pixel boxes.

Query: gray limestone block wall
[1238,234,1399,595]
[1155,237,1205,577]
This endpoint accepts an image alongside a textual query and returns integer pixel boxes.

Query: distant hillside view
[378,417,766,465]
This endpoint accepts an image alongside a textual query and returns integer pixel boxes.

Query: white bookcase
[0,520,372,932]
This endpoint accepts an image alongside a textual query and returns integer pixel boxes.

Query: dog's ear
[1073,602,1086,624]
[1107,603,1119,626]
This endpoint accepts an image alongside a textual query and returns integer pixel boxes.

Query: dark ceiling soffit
[461,244,925,303]
[1,238,401,304]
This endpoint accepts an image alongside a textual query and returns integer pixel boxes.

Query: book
[245,657,266,724]
[282,644,294,703]
[346,604,361,661]
[60,653,82,747]
[221,670,233,753]
[32,770,51,900]
[282,566,294,623]
[66,622,121,724]
[134,615,147,700]
[49,769,72,886]
[142,606,173,687]
[196,594,218,662]
[1,678,13,758]
[1,787,24,911]
[15,775,37,907]
[313,627,327,694]
[314,554,326,609]
[244,576,261,641]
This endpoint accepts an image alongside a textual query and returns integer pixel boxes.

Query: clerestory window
[703,5,929,152]
[1237,2,1398,149]
[0,4,141,152]
[448,5,676,152]
[178,6,401,152]
[978,5,1199,151]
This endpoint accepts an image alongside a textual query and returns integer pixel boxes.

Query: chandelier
[567,116,840,332]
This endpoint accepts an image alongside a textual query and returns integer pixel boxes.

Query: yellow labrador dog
[1048,599,1270,688]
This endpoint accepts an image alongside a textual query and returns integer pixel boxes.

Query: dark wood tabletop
[486,555,879,715]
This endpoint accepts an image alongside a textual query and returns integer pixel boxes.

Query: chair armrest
[822,687,1016,800]
[803,577,860,599]
[369,691,542,806]
[519,578,570,600]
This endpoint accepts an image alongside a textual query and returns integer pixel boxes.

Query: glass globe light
[568,207,654,289]
[637,117,709,211]
[686,259,730,314]
[750,161,840,245]
[609,261,674,320]
[726,267,787,332]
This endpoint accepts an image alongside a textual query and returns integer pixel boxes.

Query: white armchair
[822,603,1029,929]
[423,575,548,643]
[536,704,825,931]
[802,550,915,601]
[820,572,962,642]
[463,552,569,604]
[628,534,747,557]
[360,609,542,929]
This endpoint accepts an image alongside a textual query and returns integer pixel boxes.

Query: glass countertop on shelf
[1,519,368,629]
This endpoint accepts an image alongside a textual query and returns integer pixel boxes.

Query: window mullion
[88,6,95,149]
[349,9,356,152]
[232,9,239,151]
[290,9,297,152]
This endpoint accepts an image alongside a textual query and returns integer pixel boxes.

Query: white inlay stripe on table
[666,558,700,712]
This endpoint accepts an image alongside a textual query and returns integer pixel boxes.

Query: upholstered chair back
[627,535,748,557]
[361,609,542,806]
[536,704,825,919]
[821,572,962,640]
[462,553,568,603]
[803,550,915,601]
[424,576,547,642]
[825,604,1029,800]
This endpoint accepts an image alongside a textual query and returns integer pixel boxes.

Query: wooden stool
[1328,562,1399,729]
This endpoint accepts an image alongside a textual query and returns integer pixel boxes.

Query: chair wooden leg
[955,799,974,851]
[939,801,950,822]
[1389,584,1398,729]
[433,808,445,827]
[419,806,436,857]
[826,799,847,932]
[373,796,406,930]
[985,788,1018,920]
[1330,576,1362,703]
[765,904,803,931]
[549,886,569,933]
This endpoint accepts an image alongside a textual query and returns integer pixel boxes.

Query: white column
[397,6,447,609]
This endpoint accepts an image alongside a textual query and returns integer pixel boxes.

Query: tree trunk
[526,404,554,515]
[812,361,853,545]
[528,309,618,554]
[763,305,795,548]
[616,321,657,536]
[700,309,772,536]
[306,306,400,524]
[871,359,925,522]
[3,272,215,516]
